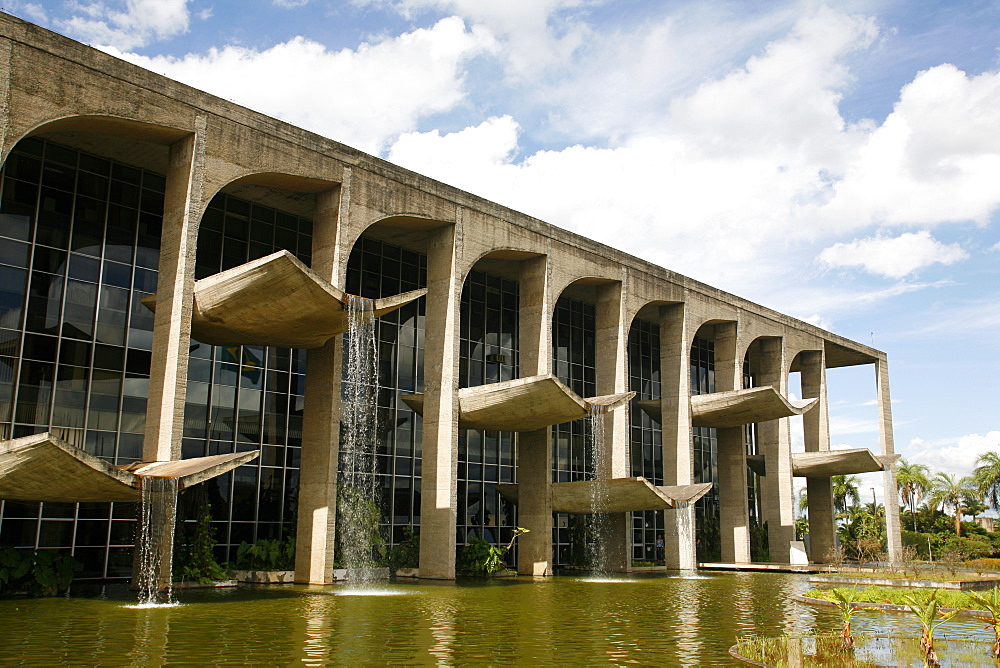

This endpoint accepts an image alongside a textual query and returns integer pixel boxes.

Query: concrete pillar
[877,357,903,562]
[595,282,629,572]
[143,120,206,463]
[135,123,204,592]
[417,220,462,579]
[715,322,750,563]
[757,338,795,562]
[295,186,344,584]
[801,350,835,563]
[517,255,554,575]
[659,303,696,569]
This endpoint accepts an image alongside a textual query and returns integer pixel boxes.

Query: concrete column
[143,119,206,463]
[517,255,555,575]
[757,338,795,562]
[595,282,629,572]
[659,303,696,569]
[801,350,835,563]
[417,220,462,579]
[295,186,343,584]
[877,357,903,562]
[715,323,750,563]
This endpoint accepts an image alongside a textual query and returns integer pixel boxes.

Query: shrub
[234,535,296,571]
[0,547,78,597]
[386,527,419,571]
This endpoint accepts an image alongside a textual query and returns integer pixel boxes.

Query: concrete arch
[4,113,190,167]
[458,246,546,287]
[336,212,455,289]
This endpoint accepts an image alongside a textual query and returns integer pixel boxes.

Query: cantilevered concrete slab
[402,374,634,432]
[746,449,901,478]
[637,386,817,428]
[144,250,426,348]
[497,478,712,513]
[0,432,259,503]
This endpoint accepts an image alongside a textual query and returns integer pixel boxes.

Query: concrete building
[0,13,902,582]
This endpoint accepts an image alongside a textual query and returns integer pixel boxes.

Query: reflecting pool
[0,573,994,665]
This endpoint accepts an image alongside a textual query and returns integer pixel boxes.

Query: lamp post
[871,488,877,509]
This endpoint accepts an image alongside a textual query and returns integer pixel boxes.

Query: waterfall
[585,404,610,575]
[136,476,178,605]
[675,500,696,572]
[337,295,382,585]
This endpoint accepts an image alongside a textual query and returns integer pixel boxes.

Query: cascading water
[675,500,696,573]
[135,476,178,606]
[337,295,382,586]
[585,404,610,575]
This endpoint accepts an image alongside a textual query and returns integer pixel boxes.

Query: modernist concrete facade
[0,14,902,582]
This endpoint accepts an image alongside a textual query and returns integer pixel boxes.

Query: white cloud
[829,415,879,438]
[818,231,968,279]
[59,0,191,50]
[906,432,1000,477]
[365,0,592,78]
[273,0,311,7]
[105,18,495,154]
[10,2,48,23]
[384,7,1000,307]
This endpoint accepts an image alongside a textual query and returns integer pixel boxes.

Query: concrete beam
[144,250,425,349]
[0,432,257,503]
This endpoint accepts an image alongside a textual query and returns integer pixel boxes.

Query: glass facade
[690,336,720,561]
[628,318,664,563]
[344,236,426,547]
[0,137,163,577]
[456,270,519,561]
[551,296,596,566]
[743,352,766,560]
[180,192,313,561]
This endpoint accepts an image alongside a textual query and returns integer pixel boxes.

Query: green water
[0,572,993,665]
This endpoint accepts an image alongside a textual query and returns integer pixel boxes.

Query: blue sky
[8,0,1000,504]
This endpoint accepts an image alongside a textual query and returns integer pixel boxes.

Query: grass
[806,585,981,610]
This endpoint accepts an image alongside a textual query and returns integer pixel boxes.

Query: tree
[974,451,1000,512]
[897,459,931,531]
[928,472,978,537]
[831,474,861,517]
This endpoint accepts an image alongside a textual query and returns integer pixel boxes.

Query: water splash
[337,296,383,586]
[135,476,178,606]
[585,404,610,575]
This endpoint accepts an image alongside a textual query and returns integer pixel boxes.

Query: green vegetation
[831,588,861,650]
[968,587,1000,658]
[797,452,1000,565]
[0,547,78,597]
[901,590,957,666]
[174,504,228,583]
[457,528,529,575]
[234,535,296,572]
[807,585,991,610]
[386,526,419,570]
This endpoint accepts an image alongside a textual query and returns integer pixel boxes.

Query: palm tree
[831,474,861,516]
[897,459,931,531]
[974,451,1000,512]
[928,472,978,536]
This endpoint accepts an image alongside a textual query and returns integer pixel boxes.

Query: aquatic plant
[968,585,1000,658]
[901,589,958,666]
[830,588,861,650]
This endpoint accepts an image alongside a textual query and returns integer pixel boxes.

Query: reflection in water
[0,574,995,665]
